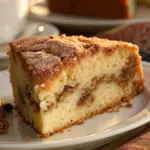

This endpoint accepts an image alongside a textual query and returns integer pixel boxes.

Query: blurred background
[0,0,150,70]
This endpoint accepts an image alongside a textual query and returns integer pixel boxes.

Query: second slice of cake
[8,35,144,137]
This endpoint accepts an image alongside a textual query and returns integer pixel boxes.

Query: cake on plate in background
[47,0,136,19]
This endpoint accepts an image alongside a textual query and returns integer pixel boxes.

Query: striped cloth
[93,123,150,150]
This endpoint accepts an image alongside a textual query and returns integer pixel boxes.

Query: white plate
[29,5,150,32]
[0,62,150,150]
[0,20,59,70]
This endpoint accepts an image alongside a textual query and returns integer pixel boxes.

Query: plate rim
[29,5,150,27]
[0,62,149,149]
[30,14,150,27]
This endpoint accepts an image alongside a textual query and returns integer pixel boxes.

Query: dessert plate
[29,4,150,33]
[0,62,150,150]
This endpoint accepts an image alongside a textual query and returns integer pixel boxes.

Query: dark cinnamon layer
[16,90,141,138]
[19,54,144,111]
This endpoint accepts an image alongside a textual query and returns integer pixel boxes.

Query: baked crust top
[9,35,138,84]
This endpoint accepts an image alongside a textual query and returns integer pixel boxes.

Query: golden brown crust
[9,35,139,84]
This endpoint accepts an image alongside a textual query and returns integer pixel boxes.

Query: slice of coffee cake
[8,35,144,137]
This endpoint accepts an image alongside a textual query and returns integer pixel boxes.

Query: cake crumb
[26,137,31,142]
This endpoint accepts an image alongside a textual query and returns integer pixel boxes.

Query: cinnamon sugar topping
[21,52,62,82]
[9,35,138,83]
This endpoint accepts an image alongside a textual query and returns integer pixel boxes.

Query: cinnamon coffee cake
[8,35,144,137]
[47,0,136,19]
